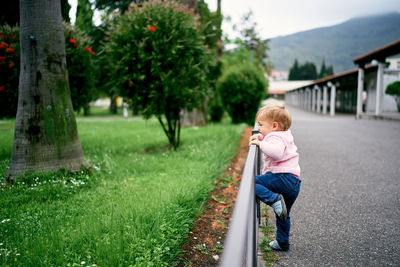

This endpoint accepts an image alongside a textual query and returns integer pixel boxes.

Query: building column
[356,67,364,119]
[312,87,316,112]
[329,83,336,116]
[322,85,328,115]
[300,90,303,108]
[306,88,312,110]
[316,86,321,113]
[375,62,384,116]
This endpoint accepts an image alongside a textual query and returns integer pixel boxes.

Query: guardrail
[220,128,261,267]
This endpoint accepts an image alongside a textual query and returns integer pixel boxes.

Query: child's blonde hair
[256,102,292,131]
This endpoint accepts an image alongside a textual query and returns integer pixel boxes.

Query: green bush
[64,22,96,115]
[0,25,19,118]
[209,103,224,122]
[217,64,267,124]
[386,80,400,112]
[207,60,224,122]
[105,0,209,149]
[0,23,96,118]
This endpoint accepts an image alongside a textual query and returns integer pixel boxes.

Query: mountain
[269,12,400,73]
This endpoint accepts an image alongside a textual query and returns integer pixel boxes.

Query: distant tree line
[289,59,334,80]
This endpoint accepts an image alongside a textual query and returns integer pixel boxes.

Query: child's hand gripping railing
[220,125,261,267]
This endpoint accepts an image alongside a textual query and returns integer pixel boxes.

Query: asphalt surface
[268,105,400,266]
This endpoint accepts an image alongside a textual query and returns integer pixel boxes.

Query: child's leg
[273,174,301,248]
[255,172,282,205]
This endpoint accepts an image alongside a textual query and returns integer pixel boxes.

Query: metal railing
[220,127,261,267]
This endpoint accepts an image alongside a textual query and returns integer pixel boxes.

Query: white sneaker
[271,194,287,221]
[268,240,289,251]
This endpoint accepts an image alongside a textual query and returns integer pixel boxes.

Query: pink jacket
[259,130,301,177]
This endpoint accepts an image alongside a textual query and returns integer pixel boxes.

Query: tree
[319,60,326,78]
[106,0,209,149]
[0,25,19,118]
[318,59,334,78]
[75,0,94,34]
[182,0,198,13]
[216,0,222,59]
[300,61,317,80]
[386,81,400,112]
[289,60,318,80]
[61,0,71,22]
[0,23,97,118]
[7,0,89,178]
[0,2,19,26]
[64,22,96,115]
[0,0,70,26]
[326,65,334,76]
[218,63,267,124]
[289,59,299,80]
[95,0,143,14]
[239,11,270,71]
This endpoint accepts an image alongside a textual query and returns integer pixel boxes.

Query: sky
[69,0,400,39]
[205,0,400,39]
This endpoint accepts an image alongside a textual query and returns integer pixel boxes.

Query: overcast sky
[69,0,400,39]
[204,0,400,39]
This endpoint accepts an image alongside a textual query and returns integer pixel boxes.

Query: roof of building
[268,81,313,94]
[288,64,378,91]
[353,39,400,66]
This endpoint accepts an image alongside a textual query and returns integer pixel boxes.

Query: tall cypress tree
[61,0,71,22]
[319,60,326,78]
[326,65,334,76]
[75,0,94,34]
[289,59,299,80]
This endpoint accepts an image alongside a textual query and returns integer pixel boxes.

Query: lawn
[0,117,245,266]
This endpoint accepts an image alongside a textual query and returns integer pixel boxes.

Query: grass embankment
[0,117,244,266]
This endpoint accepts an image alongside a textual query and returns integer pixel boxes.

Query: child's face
[257,118,281,137]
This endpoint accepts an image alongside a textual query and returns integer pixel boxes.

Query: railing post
[252,129,261,266]
[252,129,261,227]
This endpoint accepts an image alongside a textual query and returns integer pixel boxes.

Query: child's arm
[259,136,285,160]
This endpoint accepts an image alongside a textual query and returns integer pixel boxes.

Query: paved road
[269,105,400,266]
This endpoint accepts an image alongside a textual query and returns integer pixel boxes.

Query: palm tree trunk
[7,0,89,179]
[216,0,222,58]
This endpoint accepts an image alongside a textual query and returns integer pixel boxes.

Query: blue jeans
[255,172,301,247]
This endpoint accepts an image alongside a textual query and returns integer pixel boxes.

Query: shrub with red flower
[63,22,96,115]
[0,22,97,118]
[0,24,19,118]
[105,0,209,149]
[0,42,8,49]
[6,47,15,53]
[84,46,96,56]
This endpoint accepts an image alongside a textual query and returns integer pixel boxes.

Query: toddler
[249,102,301,251]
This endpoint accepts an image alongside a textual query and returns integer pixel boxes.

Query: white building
[285,39,400,117]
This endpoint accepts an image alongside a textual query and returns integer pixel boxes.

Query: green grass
[0,118,245,266]
[259,207,279,266]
